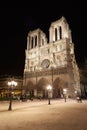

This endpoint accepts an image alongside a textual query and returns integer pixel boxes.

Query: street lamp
[75,90,77,94]
[8,81,17,111]
[47,85,52,105]
[63,88,67,102]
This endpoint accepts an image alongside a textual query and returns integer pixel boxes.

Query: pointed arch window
[55,28,57,41]
[31,37,34,48]
[35,35,37,47]
[59,26,62,39]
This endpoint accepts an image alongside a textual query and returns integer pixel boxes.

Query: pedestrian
[76,95,82,103]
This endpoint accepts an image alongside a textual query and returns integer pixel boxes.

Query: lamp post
[8,81,17,111]
[47,85,52,105]
[63,88,67,102]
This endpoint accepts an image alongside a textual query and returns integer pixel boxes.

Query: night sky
[0,3,87,76]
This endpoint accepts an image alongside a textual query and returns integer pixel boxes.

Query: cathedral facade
[23,16,81,98]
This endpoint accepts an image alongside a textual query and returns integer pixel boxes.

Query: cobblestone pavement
[0,99,87,130]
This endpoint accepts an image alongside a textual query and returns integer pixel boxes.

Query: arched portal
[53,78,61,98]
[53,77,68,98]
[26,81,35,98]
[37,78,50,98]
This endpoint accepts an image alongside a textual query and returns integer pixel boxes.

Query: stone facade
[23,16,81,98]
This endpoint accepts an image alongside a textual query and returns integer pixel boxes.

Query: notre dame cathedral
[23,16,81,98]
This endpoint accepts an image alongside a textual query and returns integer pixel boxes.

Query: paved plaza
[0,99,87,130]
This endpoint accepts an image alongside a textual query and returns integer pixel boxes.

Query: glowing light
[47,85,52,90]
[8,81,17,86]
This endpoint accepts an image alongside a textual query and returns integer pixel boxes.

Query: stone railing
[24,67,67,78]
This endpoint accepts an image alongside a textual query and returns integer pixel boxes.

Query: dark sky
[0,3,87,76]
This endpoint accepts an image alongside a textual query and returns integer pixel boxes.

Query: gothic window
[35,36,37,47]
[31,37,34,48]
[59,26,62,39]
[55,28,57,41]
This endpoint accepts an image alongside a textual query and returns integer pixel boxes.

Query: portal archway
[37,78,50,98]
[53,77,68,98]
[26,81,35,98]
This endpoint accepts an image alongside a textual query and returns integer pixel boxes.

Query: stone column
[30,36,32,49]
[27,36,29,50]
[33,36,35,48]
[52,28,55,41]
